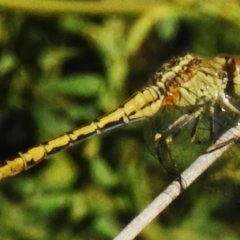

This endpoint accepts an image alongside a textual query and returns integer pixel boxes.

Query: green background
[1,1,240,239]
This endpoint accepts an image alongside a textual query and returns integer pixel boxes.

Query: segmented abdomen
[1,53,239,180]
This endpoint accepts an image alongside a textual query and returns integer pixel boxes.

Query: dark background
[1,1,240,239]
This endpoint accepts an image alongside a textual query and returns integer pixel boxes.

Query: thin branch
[0,1,175,15]
[1,0,240,28]
[114,124,240,240]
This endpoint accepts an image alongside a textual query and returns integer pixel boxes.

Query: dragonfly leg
[219,92,240,115]
[156,107,204,144]
[207,132,239,153]
[154,132,180,176]
[154,107,204,176]
[191,106,217,144]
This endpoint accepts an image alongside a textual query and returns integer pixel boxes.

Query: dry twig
[114,124,240,240]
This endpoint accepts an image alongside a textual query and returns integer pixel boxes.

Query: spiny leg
[155,107,204,148]
[207,118,240,152]
[207,95,240,151]
[154,107,204,177]
[190,107,214,143]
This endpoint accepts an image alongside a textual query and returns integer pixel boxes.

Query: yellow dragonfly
[1,54,240,180]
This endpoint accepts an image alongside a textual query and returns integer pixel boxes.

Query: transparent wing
[150,100,240,200]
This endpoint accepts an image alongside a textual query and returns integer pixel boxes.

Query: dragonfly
[1,54,240,180]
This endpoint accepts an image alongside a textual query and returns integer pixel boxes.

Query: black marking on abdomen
[68,128,98,144]
[99,117,125,132]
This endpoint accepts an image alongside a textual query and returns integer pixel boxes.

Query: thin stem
[114,124,240,240]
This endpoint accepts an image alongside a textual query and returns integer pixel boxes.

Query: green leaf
[39,74,102,97]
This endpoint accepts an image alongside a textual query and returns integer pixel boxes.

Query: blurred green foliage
[1,1,240,239]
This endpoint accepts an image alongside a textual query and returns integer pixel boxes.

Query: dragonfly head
[215,55,240,97]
